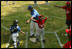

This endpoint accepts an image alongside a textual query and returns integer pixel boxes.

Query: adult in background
[6,1,8,6]
[34,0,49,6]
[45,1,49,5]
[6,1,15,6]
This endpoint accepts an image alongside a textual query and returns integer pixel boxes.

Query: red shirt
[61,6,71,20]
[65,29,71,37]
[35,17,48,28]
[63,40,71,48]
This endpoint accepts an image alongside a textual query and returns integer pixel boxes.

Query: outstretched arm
[20,30,25,35]
[18,26,25,35]
[26,16,34,24]
[54,5,62,8]
[32,19,38,23]
[54,5,66,9]
[32,19,37,22]
[44,16,49,21]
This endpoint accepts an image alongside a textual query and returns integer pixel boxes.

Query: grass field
[1,1,70,48]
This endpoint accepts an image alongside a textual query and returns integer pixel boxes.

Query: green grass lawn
[1,1,69,48]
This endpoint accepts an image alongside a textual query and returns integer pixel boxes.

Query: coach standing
[26,6,40,37]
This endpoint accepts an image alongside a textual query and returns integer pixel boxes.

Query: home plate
[30,38,36,43]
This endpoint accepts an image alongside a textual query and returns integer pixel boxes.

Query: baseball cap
[28,5,33,10]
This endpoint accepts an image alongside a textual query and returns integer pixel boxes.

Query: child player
[7,20,25,48]
[63,26,71,48]
[54,1,71,29]
[32,15,48,43]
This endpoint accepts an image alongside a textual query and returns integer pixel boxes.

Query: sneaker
[30,34,34,38]
[42,40,46,43]
[36,38,40,42]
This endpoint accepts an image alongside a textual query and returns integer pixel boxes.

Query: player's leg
[68,20,71,29]
[6,1,9,6]
[65,20,71,36]
[12,33,17,48]
[35,23,40,42]
[45,1,49,5]
[6,35,12,48]
[36,28,41,42]
[34,0,37,6]
[30,21,35,37]
[35,22,39,36]
[41,28,45,43]
[16,33,20,47]
[66,20,71,29]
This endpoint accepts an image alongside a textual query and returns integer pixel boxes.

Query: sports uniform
[9,20,21,48]
[9,25,21,48]
[30,8,40,36]
[65,29,71,37]
[34,16,48,41]
[63,28,71,48]
[63,40,71,48]
[61,2,71,29]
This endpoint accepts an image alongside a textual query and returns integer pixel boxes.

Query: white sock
[14,43,17,48]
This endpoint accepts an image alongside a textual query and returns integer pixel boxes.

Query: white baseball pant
[36,28,45,40]
[30,21,39,36]
[11,33,19,48]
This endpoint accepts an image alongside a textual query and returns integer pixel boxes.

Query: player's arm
[9,25,14,32]
[54,5,66,9]
[26,12,36,24]
[32,19,38,23]
[32,19,37,22]
[26,16,34,24]
[18,26,25,35]
[54,5,62,8]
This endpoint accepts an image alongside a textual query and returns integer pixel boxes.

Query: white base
[30,38,36,43]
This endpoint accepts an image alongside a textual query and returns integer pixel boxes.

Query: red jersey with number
[35,18,48,28]
[63,40,71,48]
[61,6,71,20]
